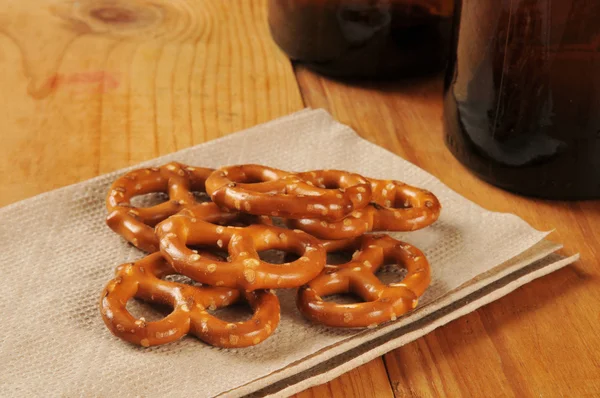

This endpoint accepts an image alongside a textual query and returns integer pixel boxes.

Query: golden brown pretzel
[106,162,214,252]
[297,234,431,328]
[100,252,280,348]
[205,165,372,222]
[288,179,441,239]
[156,203,327,290]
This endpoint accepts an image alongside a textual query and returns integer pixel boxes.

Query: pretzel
[297,234,431,328]
[100,252,280,348]
[106,162,215,252]
[156,204,327,290]
[205,165,372,222]
[288,179,441,239]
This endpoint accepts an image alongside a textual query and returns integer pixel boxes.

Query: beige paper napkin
[0,109,575,397]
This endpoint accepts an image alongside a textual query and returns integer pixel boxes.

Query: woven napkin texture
[0,109,552,397]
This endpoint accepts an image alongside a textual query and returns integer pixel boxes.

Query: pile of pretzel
[100,163,441,348]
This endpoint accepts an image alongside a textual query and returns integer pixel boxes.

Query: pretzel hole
[191,191,211,202]
[126,298,172,322]
[376,263,408,285]
[321,180,344,189]
[283,251,300,263]
[207,302,254,322]
[236,176,265,184]
[211,214,265,228]
[186,246,229,260]
[271,217,287,228]
[322,293,363,304]
[130,192,169,208]
[326,252,354,265]
[301,177,342,190]
[162,273,203,287]
[230,170,275,184]
[258,249,291,264]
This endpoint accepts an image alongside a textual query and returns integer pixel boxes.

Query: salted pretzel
[288,178,441,239]
[297,234,431,328]
[205,165,372,222]
[100,252,280,348]
[156,203,327,290]
[106,162,215,252]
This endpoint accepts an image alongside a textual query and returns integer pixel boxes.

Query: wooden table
[2,1,598,396]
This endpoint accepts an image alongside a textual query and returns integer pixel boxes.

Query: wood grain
[0,0,302,206]
[295,359,395,398]
[295,65,600,397]
[3,1,599,396]
[0,1,395,397]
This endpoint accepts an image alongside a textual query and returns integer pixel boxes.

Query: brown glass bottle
[268,0,454,78]
[444,0,600,199]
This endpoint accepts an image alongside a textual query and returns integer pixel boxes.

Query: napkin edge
[259,252,579,398]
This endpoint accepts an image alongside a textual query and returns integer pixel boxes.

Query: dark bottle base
[293,55,446,80]
[444,93,600,201]
[289,22,450,80]
[268,0,452,80]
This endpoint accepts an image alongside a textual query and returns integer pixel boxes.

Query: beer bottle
[444,0,600,199]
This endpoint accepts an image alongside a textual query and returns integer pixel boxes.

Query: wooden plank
[0,0,303,206]
[295,65,600,397]
[295,359,395,398]
[0,2,396,397]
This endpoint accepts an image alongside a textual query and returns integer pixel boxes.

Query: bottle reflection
[445,0,600,198]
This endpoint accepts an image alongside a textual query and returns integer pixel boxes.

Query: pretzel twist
[288,179,441,239]
[297,234,431,328]
[100,252,280,348]
[205,165,372,222]
[156,204,327,290]
[106,162,214,252]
